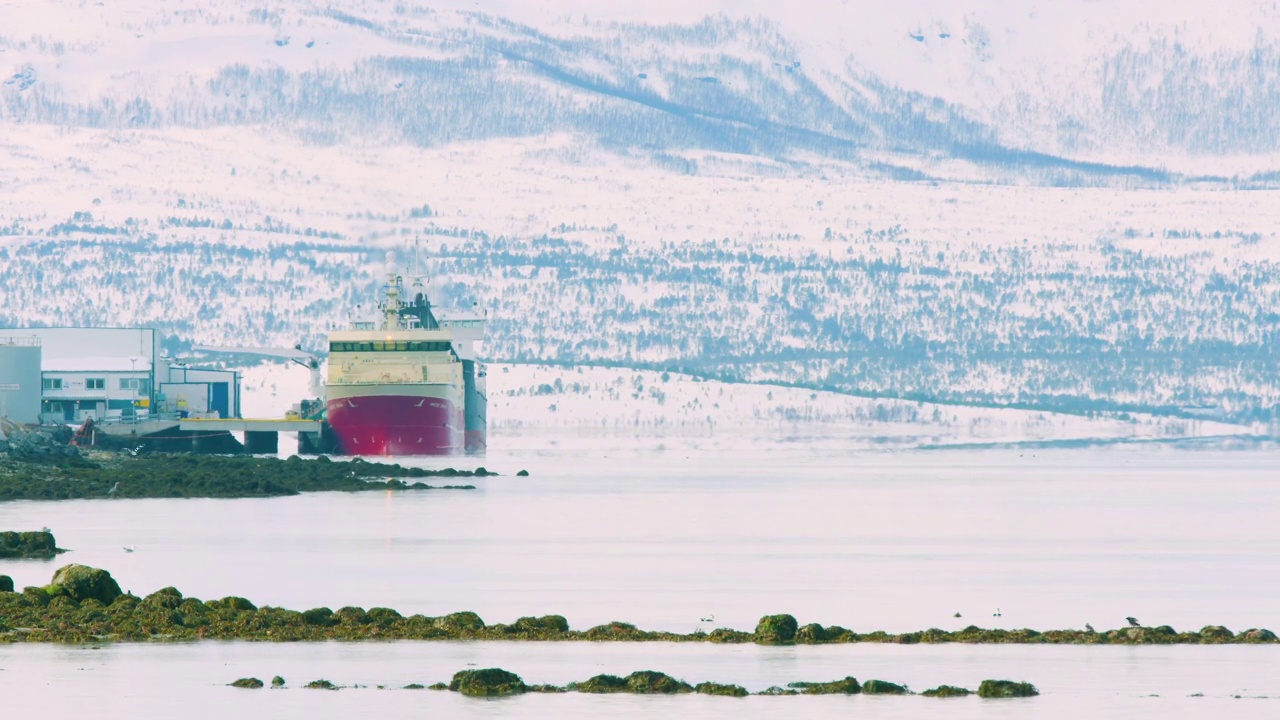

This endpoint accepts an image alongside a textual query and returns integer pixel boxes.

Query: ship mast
[380,252,405,332]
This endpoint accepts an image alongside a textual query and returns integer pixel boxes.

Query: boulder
[219,596,257,612]
[271,676,285,688]
[1199,625,1234,641]
[796,677,861,695]
[622,671,692,694]
[754,614,799,644]
[922,685,972,697]
[516,470,530,477]
[862,679,909,695]
[229,678,264,689]
[449,668,527,697]
[0,531,61,559]
[695,682,748,697]
[301,607,338,627]
[433,611,485,633]
[511,614,569,634]
[571,674,628,693]
[758,686,799,696]
[707,628,752,643]
[143,587,184,608]
[49,564,122,605]
[977,680,1039,698]
[1240,628,1278,642]
[0,575,13,593]
[305,679,339,690]
[794,623,829,644]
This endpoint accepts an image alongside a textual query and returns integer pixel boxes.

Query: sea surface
[2,436,1279,717]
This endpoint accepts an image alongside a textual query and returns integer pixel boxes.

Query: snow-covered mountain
[5,0,1280,176]
[2,1,1280,424]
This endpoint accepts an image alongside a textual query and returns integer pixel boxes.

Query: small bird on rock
[1085,623,1095,633]
[1127,617,1141,627]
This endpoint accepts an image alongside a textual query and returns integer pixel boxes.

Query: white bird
[993,608,1002,618]
[126,445,144,456]
[699,614,715,623]
[123,546,136,553]
[107,482,119,497]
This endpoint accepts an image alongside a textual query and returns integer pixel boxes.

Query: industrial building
[0,327,240,425]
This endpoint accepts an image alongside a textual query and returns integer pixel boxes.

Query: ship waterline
[326,383,463,455]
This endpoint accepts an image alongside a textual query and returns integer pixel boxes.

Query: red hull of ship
[327,395,463,456]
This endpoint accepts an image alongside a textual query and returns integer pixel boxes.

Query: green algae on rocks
[230,678,264,689]
[922,685,972,697]
[0,531,65,559]
[2,567,1275,647]
[977,680,1039,698]
[0,453,487,502]
[450,668,528,697]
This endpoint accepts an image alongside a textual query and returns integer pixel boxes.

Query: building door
[210,382,229,418]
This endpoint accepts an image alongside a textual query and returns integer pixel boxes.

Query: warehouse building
[0,327,240,425]
[0,336,42,425]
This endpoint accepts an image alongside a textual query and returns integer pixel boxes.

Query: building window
[43,378,62,390]
[119,378,151,393]
[86,378,105,390]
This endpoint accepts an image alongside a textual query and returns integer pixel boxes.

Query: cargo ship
[324,270,487,456]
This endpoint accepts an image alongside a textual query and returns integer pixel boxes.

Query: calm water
[2,438,1279,716]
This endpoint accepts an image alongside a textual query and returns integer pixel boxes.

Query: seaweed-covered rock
[301,607,338,627]
[433,611,485,634]
[404,683,425,690]
[862,679,909,695]
[796,677,861,695]
[49,564,122,605]
[511,614,569,634]
[623,671,692,694]
[922,685,972,697]
[758,686,799,696]
[1240,628,1278,642]
[1199,625,1234,641]
[367,607,402,625]
[754,614,798,644]
[516,470,530,477]
[707,627,752,643]
[794,623,831,644]
[527,684,568,693]
[571,674,629,693]
[271,676,285,688]
[584,621,648,640]
[428,683,448,690]
[335,606,371,624]
[695,682,748,697]
[449,668,528,697]
[0,531,62,559]
[230,677,264,689]
[143,587,183,608]
[977,680,1039,698]
[0,575,13,593]
[305,679,339,690]
[220,596,257,612]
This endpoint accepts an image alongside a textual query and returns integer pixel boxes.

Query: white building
[0,327,240,425]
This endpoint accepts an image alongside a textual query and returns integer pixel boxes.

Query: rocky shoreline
[0,565,1274,646]
[226,669,1039,698]
[0,531,64,560]
[0,453,488,501]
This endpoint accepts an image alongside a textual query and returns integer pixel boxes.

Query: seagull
[699,614,715,623]
[1126,617,1141,628]
[993,608,1002,618]
[1085,623,1095,633]
[126,444,144,456]
[123,546,136,553]
[107,482,119,497]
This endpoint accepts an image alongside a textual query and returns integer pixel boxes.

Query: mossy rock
[1199,625,1234,641]
[0,575,13,593]
[797,677,861,695]
[527,684,568,693]
[305,679,339,690]
[449,668,527,697]
[230,677,264,689]
[427,683,448,690]
[271,676,285,688]
[922,685,972,697]
[584,621,648,640]
[22,586,52,606]
[335,606,372,624]
[695,682,748,697]
[794,623,832,644]
[757,686,798,696]
[707,628,752,643]
[49,564,122,605]
[433,611,485,633]
[0,530,61,559]
[301,607,338,627]
[570,674,629,693]
[367,607,402,625]
[143,587,183,608]
[516,470,530,476]
[862,679,909,695]
[977,680,1039,698]
[512,614,569,634]
[754,614,798,644]
[623,671,692,694]
[1240,628,1278,642]
[220,596,257,612]
[404,683,425,690]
